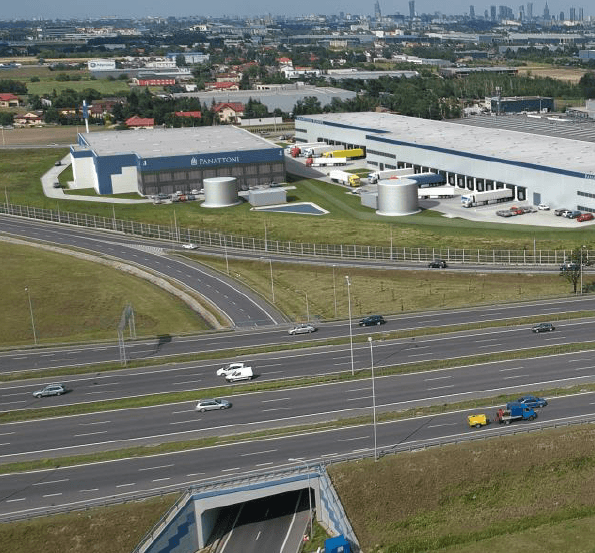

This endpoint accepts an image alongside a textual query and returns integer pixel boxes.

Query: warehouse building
[70,126,285,196]
[294,112,595,211]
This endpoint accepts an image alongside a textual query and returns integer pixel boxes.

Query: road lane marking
[6,498,25,503]
[116,483,135,488]
[90,382,120,387]
[0,401,27,406]
[499,367,524,372]
[255,462,274,467]
[345,386,372,392]
[476,338,498,343]
[0,432,15,436]
[427,385,455,390]
[139,464,174,471]
[428,423,458,428]
[73,431,108,437]
[186,472,205,477]
[261,397,290,403]
[240,449,277,457]
[478,344,501,348]
[424,375,452,381]
[80,489,99,492]
[152,478,170,482]
[173,379,202,385]
[339,436,369,441]
[262,407,290,412]
[346,395,372,401]
[407,353,430,357]
[78,421,110,426]
[172,410,195,414]
[256,531,261,540]
[42,493,62,498]
[33,479,69,486]
[321,453,337,458]
[503,375,529,379]
[221,467,240,472]
[170,420,199,425]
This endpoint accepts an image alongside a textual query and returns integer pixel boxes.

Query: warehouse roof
[298,112,595,173]
[78,125,279,158]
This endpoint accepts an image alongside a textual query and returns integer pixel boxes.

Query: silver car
[288,323,317,335]
[33,383,69,398]
[195,398,231,412]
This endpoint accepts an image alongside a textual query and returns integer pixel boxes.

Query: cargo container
[322,148,365,159]
[461,188,513,207]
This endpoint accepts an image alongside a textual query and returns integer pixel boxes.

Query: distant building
[87,59,116,72]
[133,78,176,86]
[0,93,20,108]
[204,82,240,92]
[15,112,42,126]
[174,111,201,119]
[125,116,155,129]
[469,5,475,18]
[486,95,554,114]
[166,52,210,64]
[212,102,245,123]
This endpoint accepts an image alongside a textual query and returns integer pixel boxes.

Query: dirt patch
[517,66,587,83]
[0,125,105,146]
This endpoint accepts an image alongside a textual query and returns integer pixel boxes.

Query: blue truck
[495,403,537,424]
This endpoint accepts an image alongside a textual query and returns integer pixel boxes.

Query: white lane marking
[0,401,27,406]
[503,375,529,379]
[476,338,498,343]
[407,353,430,357]
[42,493,62,498]
[255,462,274,467]
[345,386,372,392]
[73,431,108,437]
[261,397,290,403]
[152,478,170,482]
[574,366,594,371]
[339,436,369,441]
[138,464,175,472]
[321,453,337,458]
[0,432,15,436]
[478,344,501,348]
[240,449,277,457]
[115,483,135,488]
[6,498,26,503]
[0,392,29,397]
[78,421,110,426]
[221,467,240,472]
[427,385,455,391]
[424,375,452,381]
[0,442,10,446]
[186,472,205,477]
[80,488,99,493]
[90,382,120,387]
[265,370,284,375]
[170,420,199,425]
[172,410,195,414]
[33,479,69,486]
[500,367,524,372]
[428,423,458,428]
[262,407,290,412]
[173,380,202,385]
[346,396,372,401]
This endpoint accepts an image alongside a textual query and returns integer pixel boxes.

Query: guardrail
[1,201,589,266]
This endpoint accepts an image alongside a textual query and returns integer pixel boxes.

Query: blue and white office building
[70,126,285,196]
[295,112,595,211]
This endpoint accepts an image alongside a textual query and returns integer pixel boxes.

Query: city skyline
[0,1,588,21]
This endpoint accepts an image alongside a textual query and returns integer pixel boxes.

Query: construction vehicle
[329,170,361,187]
[495,403,537,424]
[322,148,364,159]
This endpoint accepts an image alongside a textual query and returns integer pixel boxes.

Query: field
[0,241,207,346]
[516,64,587,83]
[329,424,595,553]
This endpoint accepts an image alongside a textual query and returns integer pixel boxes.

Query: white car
[537,203,550,211]
[288,323,317,335]
[217,362,247,377]
[182,243,198,250]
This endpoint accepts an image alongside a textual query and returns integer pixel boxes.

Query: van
[225,367,253,382]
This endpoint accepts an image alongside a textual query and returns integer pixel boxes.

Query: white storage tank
[376,177,420,216]
[201,177,242,208]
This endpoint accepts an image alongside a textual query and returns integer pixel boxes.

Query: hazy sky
[5,1,585,21]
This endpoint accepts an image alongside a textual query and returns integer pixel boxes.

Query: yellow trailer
[467,413,489,428]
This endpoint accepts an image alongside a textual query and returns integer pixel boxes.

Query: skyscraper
[374,0,381,20]
[490,5,497,20]
[559,11,564,20]
[569,7,576,20]
[579,7,584,20]
[519,5,525,21]
[543,2,550,20]
[409,0,415,20]
[470,5,475,18]
[526,2,533,20]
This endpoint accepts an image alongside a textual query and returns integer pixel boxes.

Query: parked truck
[329,170,361,187]
[303,144,333,157]
[461,188,513,207]
[306,157,347,167]
[322,148,365,160]
[367,168,416,184]
[288,143,322,157]
[494,403,537,424]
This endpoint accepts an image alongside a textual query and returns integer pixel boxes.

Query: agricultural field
[516,64,587,83]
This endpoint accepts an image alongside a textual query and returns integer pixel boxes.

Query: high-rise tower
[409,0,415,20]
[543,2,550,20]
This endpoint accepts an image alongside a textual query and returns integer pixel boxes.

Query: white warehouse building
[294,112,595,211]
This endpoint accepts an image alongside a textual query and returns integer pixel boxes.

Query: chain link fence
[1,201,587,266]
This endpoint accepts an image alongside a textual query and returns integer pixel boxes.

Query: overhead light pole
[368,336,378,462]
[346,276,354,375]
[25,287,37,346]
[581,244,586,295]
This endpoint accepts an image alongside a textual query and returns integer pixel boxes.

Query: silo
[201,177,242,208]
[376,177,420,216]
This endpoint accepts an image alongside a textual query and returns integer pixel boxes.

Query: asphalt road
[0,392,593,521]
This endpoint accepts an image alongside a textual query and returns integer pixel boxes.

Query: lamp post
[332,265,337,318]
[25,287,37,346]
[368,337,378,461]
[581,244,586,295]
[345,276,354,376]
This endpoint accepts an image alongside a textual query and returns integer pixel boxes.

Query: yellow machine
[467,413,489,428]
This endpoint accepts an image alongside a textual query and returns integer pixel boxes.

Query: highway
[1,391,594,521]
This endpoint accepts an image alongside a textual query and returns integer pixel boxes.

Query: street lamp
[580,244,586,295]
[25,287,37,346]
[296,289,309,321]
[345,276,354,376]
[332,265,337,318]
[368,337,378,462]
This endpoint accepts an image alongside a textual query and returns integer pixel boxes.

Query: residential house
[212,102,245,123]
[0,93,20,108]
[204,82,240,92]
[125,115,155,129]
[14,112,43,126]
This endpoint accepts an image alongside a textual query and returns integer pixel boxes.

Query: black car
[532,322,555,333]
[560,262,579,271]
[428,259,447,269]
[359,315,385,327]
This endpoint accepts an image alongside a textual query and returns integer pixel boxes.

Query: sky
[3,1,585,21]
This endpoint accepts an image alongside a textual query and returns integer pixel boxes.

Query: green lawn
[330,424,595,553]
[0,241,207,346]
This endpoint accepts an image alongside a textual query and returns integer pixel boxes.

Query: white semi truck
[306,157,347,167]
[367,168,416,184]
[329,170,361,187]
[461,189,513,207]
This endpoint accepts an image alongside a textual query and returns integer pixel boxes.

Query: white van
[225,367,253,382]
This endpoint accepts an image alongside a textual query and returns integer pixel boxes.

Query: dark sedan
[428,259,447,269]
[359,315,386,327]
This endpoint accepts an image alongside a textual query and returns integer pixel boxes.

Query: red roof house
[125,116,155,129]
[212,102,245,123]
[0,93,20,108]
[174,111,201,118]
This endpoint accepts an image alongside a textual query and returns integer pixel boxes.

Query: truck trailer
[303,144,333,157]
[306,157,347,167]
[461,188,513,207]
[495,403,537,424]
[329,170,361,187]
[367,168,416,184]
[418,185,455,199]
[288,143,323,157]
[322,148,365,160]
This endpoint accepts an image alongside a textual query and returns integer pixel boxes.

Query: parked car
[516,395,548,408]
[54,160,62,166]
[359,315,385,327]
[531,322,555,333]
[520,206,537,213]
[288,323,317,335]
[537,203,550,211]
[32,383,69,398]
[565,210,582,219]
[428,259,447,269]
[577,213,594,223]
[195,398,231,412]
[496,210,513,217]
[182,243,198,250]
[156,193,170,200]
[554,208,569,216]
[560,261,579,271]
[216,362,248,377]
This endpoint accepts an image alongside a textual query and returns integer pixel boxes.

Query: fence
[0,201,588,266]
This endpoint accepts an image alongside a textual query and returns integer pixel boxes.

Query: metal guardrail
[0,201,589,266]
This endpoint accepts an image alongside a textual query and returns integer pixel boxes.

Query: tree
[560,246,591,294]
